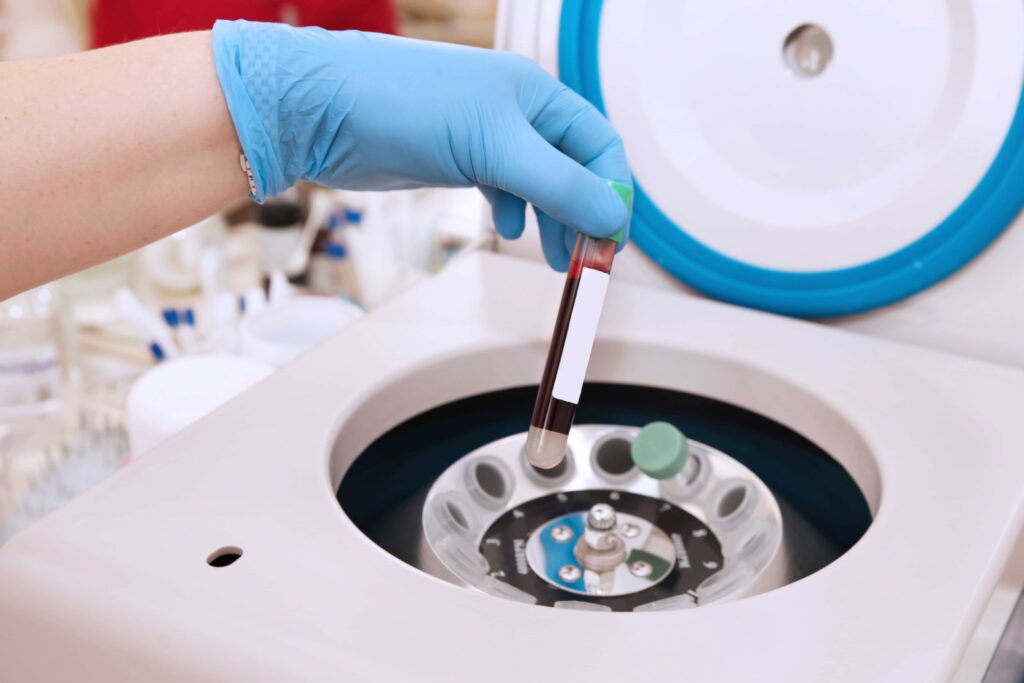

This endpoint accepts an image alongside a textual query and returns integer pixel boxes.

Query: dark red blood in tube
[525,234,617,469]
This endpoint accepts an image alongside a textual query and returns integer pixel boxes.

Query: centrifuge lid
[555,0,1024,316]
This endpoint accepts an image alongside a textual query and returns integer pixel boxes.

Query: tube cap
[631,422,689,480]
[604,179,634,244]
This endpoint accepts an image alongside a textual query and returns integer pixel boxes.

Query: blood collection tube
[525,180,633,469]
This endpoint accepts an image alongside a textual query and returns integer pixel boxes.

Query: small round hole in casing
[207,546,243,568]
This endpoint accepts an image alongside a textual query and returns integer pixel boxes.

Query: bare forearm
[0,31,248,298]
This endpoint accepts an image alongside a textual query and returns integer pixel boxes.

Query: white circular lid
[558,0,1024,315]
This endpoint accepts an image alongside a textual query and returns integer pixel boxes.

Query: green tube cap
[604,179,634,244]
[631,422,689,480]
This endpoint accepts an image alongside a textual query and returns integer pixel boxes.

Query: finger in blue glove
[211,20,632,270]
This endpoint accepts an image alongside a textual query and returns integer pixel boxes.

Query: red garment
[91,0,397,48]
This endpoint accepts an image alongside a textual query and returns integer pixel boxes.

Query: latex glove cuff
[212,19,287,203]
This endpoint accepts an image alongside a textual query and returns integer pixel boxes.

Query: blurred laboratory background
[0,0,498,544]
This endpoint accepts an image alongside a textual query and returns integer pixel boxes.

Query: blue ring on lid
[559,0,1024,317]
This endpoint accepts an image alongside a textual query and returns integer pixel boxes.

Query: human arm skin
[0,31,247,300]
[0,24,632,301]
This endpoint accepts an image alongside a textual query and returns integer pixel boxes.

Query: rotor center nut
[584,503,619,551]
[587,503,617,531]
[576,503,628,571]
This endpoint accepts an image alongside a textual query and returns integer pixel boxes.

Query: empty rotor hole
[207,546,243,568]
[594,437,635,476]
[717,486,748,519]
[742,530,766,555]
[474,461,507,499]
[446,501,470,531]
[683,454,702,485]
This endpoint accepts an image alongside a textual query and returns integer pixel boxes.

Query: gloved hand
[211,20,631,270]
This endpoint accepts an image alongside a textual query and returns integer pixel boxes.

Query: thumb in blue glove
[211,20,632,271]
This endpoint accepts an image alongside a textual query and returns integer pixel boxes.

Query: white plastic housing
[1,253,1023,681]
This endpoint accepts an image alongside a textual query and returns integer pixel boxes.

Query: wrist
[211,19,289,202]
[212,20,364,202]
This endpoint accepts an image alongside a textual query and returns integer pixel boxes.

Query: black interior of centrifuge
[338,384,872,575]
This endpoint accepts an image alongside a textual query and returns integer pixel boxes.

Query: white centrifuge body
[3,1,1024,681]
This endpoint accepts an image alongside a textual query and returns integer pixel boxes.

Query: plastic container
[239,296,364,366]
[257,197,304,277]
[125,355,274,458]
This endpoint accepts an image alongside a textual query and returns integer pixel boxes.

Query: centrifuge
[4,1,1024,681]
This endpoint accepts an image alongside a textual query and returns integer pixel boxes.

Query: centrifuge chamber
[1,253,1023,681]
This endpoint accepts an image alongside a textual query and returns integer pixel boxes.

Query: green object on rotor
[631,421,689,480]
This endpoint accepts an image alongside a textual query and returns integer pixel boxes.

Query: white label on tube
[552,267,610,404]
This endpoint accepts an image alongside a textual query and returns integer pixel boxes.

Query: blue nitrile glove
[211,20,631,271]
